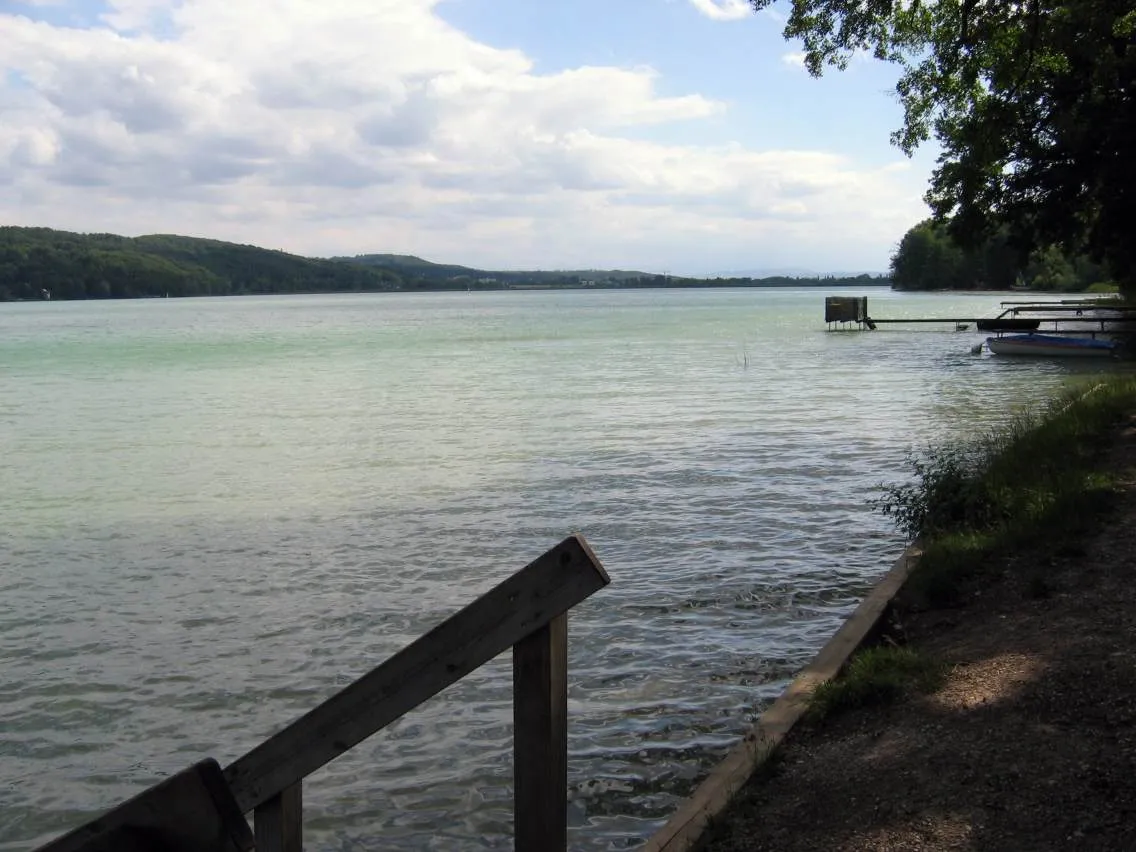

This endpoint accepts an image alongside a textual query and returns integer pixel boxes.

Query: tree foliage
[889,219,1108,291]
[0,226,894,301]
[0,227,402,300]
[752,0,1136,296]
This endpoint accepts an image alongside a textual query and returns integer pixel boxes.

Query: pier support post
[513,613,568,851]
[254,781,303,852]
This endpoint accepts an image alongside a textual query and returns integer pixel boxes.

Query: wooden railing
[36,534,610,852]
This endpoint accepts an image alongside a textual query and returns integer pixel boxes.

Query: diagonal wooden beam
[224,534,609,812]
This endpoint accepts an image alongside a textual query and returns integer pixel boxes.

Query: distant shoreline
[2,280,892,303]
[0,226,892,302]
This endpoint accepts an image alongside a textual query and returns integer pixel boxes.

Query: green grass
[1086,282,1120,294]
[811,378,1136,713]
[904,530,995,607]
[878,377,1136,541]
[878,376,1136,606]
[808,646,945,720]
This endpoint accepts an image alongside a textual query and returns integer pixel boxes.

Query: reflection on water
[0,289,1125,850]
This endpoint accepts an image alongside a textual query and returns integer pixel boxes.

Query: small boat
[986,333,1118,357]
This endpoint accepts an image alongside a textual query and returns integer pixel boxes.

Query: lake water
[0,288,1120,850]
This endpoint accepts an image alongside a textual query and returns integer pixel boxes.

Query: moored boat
[986,333,1118,357]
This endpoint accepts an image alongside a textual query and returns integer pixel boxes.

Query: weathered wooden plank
[641,541,923,852]
[34,759,253,852]
[253,782,302,852]
[513,614,568,852]
[225,534,609,812]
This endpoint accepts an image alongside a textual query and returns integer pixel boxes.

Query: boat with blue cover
[985,333,1118,357]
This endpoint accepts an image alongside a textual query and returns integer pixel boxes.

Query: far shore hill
[0,226,888,302]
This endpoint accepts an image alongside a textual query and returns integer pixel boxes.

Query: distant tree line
[615,273,888,288]
[0,227,891,302]
[889,220,1112,293]
[0,227,403,301]
[340,253,889,289]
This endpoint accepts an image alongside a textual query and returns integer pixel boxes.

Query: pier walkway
[825,295,1136,335]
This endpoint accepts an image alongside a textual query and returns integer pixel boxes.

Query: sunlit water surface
[1,289,1121,849]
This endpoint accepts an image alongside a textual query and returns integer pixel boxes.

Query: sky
[0,0,939,274]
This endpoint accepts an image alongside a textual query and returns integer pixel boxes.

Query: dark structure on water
[824,296,1136,337]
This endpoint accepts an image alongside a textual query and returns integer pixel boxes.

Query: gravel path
[697,414,1136,852]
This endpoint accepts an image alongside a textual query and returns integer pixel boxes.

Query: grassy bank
[815,375,1136,715]
[696,374,1136,852]
[691,375,1136,851]
[881,376,1136,607]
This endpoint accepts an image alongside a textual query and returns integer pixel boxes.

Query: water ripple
[0,289,1115,851]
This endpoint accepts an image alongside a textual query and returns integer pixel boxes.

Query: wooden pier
[33,535,611,852]
[825,296,1136,335]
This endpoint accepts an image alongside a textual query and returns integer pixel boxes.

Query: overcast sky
[1,0,938,274]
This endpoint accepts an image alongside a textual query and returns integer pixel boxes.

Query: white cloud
[99,0,172,31]
[781,51,807,69]
[0,0,927,272]
[687,0,753,21]
[1,124,60,167]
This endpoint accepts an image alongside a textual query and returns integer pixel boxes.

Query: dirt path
[697,414,1136,852]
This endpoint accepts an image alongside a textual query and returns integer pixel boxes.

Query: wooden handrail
[226,533,609,849]
[31,535,608,852]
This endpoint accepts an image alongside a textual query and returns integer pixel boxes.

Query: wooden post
[513,613,568,852]
[254,782,302,852]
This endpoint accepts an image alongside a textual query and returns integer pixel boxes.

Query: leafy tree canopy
[752,0,1136,296]
[0,227,403,301]
[890,218,1109,291]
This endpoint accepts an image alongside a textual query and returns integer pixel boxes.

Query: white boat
[986,333,1118,357]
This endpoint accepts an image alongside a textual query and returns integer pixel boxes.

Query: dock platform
[825,296,1136,335]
